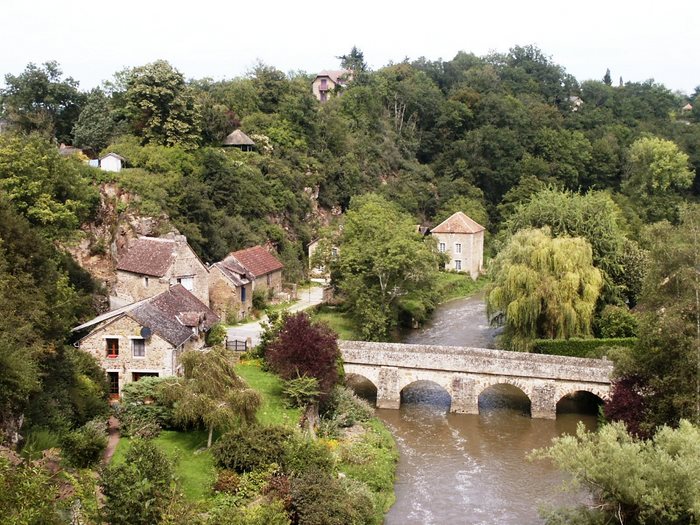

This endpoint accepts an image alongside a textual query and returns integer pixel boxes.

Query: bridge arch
[478,381,532,416]
[556,389,605,415]
[400,379,452,411]
[344,373,378,404]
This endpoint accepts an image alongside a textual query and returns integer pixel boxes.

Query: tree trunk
[301,403,319,439]
[207,425,214,448]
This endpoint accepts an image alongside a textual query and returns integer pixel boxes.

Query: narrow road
[226,284,325,347]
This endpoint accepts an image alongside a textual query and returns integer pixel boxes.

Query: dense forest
[1,45,700,524]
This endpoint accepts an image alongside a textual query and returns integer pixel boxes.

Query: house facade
[311,70,351,102]
[100,152,125,172]
[73,285,219,398]
[430,211,485,280]
[112,235,210,309]
[209,256,253,322]
[229,245,284,295]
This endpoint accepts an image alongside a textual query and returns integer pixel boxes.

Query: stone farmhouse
[228,245,284,295]
[209,256,254,322]
[430,211,485,280]
[311,70,351,102]
[73,285,218,398]
[111,235,210,309]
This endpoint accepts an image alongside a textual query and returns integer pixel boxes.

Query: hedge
[532,337,637,358]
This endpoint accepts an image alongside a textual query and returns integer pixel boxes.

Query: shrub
[322,386,374,427]
[212,425,294,473]
[61,419,108,468]
[282,376,320,408]
[118,377,175,436]
[214,469,241,494]
[532,337,637,358]
[281,436,335,476]
[594,305,638,338]
[206,498,291,525]
[206,323,227,346]
[252,288,268,311]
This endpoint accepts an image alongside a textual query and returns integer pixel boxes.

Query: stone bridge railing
[339,340,614,418]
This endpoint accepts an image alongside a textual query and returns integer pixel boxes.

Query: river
[352,293,597,524]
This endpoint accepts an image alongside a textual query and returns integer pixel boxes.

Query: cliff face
[66,183,176,309]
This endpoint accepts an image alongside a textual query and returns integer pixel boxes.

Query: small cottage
[229,245,284,295]
[222,130,255,151]
[311,70,351,102]
[73,285,219,398]
[209,256,253,322]
[112,234,210,309]
[430,211,485,280]
[99,152,126,172]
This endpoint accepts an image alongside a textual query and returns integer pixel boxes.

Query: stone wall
[432,230,484,280]
[254,270,283,295]
[209,265,252,322]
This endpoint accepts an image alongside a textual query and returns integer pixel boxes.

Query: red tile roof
[431,212,485,234]
[116,237,177,277]
[230,246,284,278]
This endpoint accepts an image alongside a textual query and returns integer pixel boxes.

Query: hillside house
[311,70,351,102]
[112,235,209,309]
[209,256,253,322]
[72,285,219,398]
[229,245,284,295]
[307,238,339,278]
[99,152,126,172]
[430,211,485,280]
[222,129,255,151]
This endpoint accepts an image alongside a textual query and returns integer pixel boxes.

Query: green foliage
[60,418,108,468]
[205,322,227,347]
[206,499,291,525]
[282,376,321,408]
[532,337,637,358]
[594,305,638,338]
[212,425,294,473]
[532,420,700,525]
[487,228,603,351]
[252,287,268,311]
[322,386,374,428]
[118,377,176,437]
[72,88,119,151]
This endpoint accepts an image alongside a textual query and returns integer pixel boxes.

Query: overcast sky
[2,0,697,94]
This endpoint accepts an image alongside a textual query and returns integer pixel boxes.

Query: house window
[106,338,119,357]
[132,338,145,357]
[177,276,194,291]
[455,260,462,271]
[144,276,149,287]
[455,243,462,254]
[320,91,327,102]
[266,274,271,286]
[108,372,119,398]
[241,286,246,302]
[320,78,328,90]
[439,242,446,253]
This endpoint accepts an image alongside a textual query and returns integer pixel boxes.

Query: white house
[100,152,126,173]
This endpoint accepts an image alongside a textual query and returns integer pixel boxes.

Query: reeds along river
[347,293,599,525]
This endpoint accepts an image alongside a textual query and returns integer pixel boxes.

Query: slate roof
[230,246,284,278]
[212,256,251,287]
[117,237,177,277]
[222,129,255,146]
[73,285,219,347]
[430,212,485,235]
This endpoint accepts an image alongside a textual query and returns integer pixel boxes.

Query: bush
[594,305,638,338]
[252,288,268,311]
[322,386,374,428]
[206,498,291,525]
[532,337,637,358]
[212,425,294,473]
[282,376,320,408]
[61,419,108,468]
[281,436,335,476]
[206,323,227,346]
[214,469,241,494]
[118,377,175,437]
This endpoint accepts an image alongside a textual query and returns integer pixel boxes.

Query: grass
[235,359,302,426]
[311,305,361,340]
[111,430,216,502]
[434,272,490,303]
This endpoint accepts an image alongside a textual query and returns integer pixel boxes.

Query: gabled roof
[73,285,219,347]
[116,237,178,277]
[431,212,485,235]
[230,245,284,278]
[222,129,255,146]
[100,152,126,161]
[315,70,351,84]
[212,256,251,287]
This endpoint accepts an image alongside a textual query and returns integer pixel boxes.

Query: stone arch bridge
[339,341,614,419]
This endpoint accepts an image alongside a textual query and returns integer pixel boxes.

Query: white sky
[1,0,698,94]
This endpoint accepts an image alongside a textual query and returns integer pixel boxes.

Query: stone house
[307,238,339,278]
[229,245,284,295]
[209,256,253,322]
[112,234,210,309]
[430,211,485,280]
[311,70,351,102]
[221,129,255,151]
[72,285,219,398]
[99,152,126,172]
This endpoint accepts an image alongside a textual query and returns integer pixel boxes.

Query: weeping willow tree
[487,228,603,351]
[166,347,261,448]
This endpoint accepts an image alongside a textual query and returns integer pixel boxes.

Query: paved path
[102,416,120,464]
[226,284,325,347]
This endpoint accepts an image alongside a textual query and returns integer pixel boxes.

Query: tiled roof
[128,285,219,346]
[315,70,351,84]
[431,212,485,234]
[230,246,284,278]
[212,256,251,287]
[222,129,255,146]
[117,237,177,277]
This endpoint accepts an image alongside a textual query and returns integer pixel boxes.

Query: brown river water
[349,293,597,524]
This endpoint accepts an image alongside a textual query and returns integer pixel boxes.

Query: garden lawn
[111,430,215,502]
[311,305,361,340]
[235,360,302,426]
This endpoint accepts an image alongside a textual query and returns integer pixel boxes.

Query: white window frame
[455,260,462,271]
[455,243,462,254]
[130,337,146,358]
[439,242,446,253]
[176,276,194,291]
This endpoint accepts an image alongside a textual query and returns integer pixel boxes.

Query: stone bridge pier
[341,341,614,419]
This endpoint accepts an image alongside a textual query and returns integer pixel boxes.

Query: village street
[226,283,325,347]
